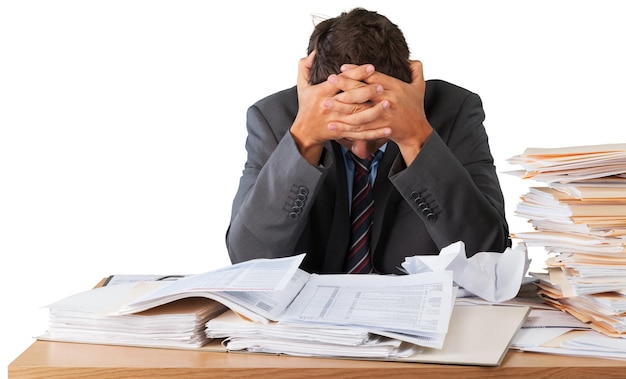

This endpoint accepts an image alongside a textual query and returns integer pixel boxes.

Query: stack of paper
[507,143,626,336]
[206,304,530,366]
[40,255,455,353]
[202,270,456,359]
[40,255,308,349]
[509,305,626,359]
[207,310,420,359]
[38,253,529,366]
[44,281,227,348]
[506,143,626,183]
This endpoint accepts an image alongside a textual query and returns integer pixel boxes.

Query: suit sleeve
[389,91,510,256]
[226,104,333,263]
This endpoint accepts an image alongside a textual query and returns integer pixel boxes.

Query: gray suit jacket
[227,80,510,274]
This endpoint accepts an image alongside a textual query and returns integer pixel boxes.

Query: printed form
[280,271,455,348]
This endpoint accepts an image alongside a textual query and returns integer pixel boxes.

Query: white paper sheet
[401,241,529,303]
[279,271,454,349]
[115,254,307,322]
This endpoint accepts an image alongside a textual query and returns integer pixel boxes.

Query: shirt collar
[340,142,388,158]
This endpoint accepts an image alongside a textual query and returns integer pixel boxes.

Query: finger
[338,63,376,81]
[297,51,344,99]
[361,70,396,88]
[324,98,375,115]
[339,63,359,72]
[332,83,383,105]
[328,101,389,129]
[327,71,371,94]
[328,124,392,141]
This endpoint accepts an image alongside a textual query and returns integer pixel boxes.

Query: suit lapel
[321,142,351,272]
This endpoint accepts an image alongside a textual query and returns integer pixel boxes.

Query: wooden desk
[8,340,626,379]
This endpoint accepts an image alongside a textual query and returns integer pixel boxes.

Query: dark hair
[307,8,411,85]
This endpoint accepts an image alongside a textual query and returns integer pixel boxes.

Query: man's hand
[290,52,391,165]
[291,53,432,166]
[330,60,433,166]
[366,60,433,166]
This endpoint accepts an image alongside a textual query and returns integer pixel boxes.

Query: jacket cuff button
[410,191,421,200]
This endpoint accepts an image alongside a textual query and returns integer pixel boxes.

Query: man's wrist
[290,128,324,166]
[398,123,433,166]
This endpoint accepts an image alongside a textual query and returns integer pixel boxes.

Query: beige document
[518,143,626,157]
[394,304,530,366]
[505,143,626,183]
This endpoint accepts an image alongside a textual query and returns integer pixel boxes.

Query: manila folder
[395,304,530,366]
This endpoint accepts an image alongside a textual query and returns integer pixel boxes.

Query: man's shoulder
[425,79,478,98]
[248,86,298,129]
[424,79,481,113]
[252,86,298,109]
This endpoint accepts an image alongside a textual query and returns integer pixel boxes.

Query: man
[226,8,510,274]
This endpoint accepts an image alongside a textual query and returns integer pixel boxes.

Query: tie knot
[350,152,374,172]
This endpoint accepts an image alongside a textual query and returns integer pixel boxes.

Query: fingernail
[328,75,337,84]
[324,99,332,109]
[376,85,383,93]
[366,64,374,73]
[382,100,390,109]
[328,123,337,131]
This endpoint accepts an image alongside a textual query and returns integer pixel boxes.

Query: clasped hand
[291,51,433,166]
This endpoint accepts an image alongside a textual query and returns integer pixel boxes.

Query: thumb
[409,60,424,84]
[297,50,316,88]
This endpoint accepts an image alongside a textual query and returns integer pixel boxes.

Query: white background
[1,0,625,374]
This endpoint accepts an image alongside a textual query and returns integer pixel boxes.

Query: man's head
[307,8,411,85]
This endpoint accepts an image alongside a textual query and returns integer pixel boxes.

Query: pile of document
[45,281,227,348]
[204,268,456,359]
[206,308,421,359]
[507,143,626,337]
[39,253,529,365]
[40,255,454,357]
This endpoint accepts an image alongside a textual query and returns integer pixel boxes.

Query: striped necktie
[344,152,375,274]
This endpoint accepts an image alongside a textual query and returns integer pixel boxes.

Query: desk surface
[8,340,626,379]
